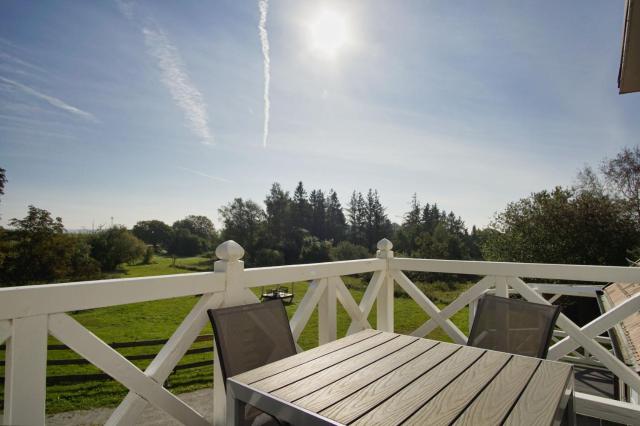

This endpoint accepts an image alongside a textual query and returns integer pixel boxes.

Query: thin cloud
[143,26,213,144]
[114,0,134,20]
[258,0,271,148]
[0,76,97,122]
[0,51,48,75]
[114,1,214,145]
[176,166,230,183]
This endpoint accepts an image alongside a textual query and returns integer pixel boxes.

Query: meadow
[0,256,471,414]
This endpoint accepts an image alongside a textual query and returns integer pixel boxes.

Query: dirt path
[46,388,213,426]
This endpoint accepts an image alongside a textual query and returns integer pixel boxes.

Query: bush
[254,248,285,266]
[90,226,146,271]
[142,246,154,265]
[299,235,332,263]
[331,241,370,261]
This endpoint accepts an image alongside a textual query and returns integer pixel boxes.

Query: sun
[308,9,349,58]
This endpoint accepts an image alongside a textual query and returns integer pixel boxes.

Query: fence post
[468,298,477,332]
[318,278,337,345]
[4,315,48,426]
[212,240,246,426]
[495,276,509,298]
[376,238,395,332]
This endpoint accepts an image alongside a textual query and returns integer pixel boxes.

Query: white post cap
[215,240,245,261]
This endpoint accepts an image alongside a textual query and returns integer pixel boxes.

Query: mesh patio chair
[467,294,561,358]
[208,299,296,426]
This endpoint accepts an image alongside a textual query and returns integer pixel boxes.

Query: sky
[1,0,639,232]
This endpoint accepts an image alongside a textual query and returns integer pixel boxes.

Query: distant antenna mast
[110,216,114,227]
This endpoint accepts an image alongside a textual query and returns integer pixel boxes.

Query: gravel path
[46,388,213,426]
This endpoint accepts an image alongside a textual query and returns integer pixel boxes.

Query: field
[0,256,470,414]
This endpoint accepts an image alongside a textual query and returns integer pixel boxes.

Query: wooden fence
[0,335,214,385]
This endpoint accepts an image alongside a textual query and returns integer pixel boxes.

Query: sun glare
[309,9,349,58]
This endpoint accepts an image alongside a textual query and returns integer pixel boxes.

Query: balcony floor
[575,366,616,399]
[574,366,623,426]
[46,388,214,426]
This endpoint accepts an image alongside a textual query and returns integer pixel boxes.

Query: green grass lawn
[0,257,471,414]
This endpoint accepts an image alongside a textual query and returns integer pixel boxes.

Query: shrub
[254,248,285,266]
[330,241,369,261]
[299,235,332,263]
[142,246,154,264]
[90,226,146,271]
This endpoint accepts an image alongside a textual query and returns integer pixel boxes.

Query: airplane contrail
[115,0,214,145]
[0,76,97,122]
[258,0,270,148]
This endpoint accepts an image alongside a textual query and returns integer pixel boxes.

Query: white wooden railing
[1,238,640,425]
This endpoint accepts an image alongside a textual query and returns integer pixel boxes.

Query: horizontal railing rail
[1,238,640,425]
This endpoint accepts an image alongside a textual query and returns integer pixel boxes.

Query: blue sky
[1,0,638,231]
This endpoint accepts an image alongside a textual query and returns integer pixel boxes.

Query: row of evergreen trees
[217,182,478,267]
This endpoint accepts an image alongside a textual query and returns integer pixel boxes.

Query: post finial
[215,240,245,261]
[376,238,394,259]
[377,238,393,251]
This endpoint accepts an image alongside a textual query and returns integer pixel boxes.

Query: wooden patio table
[226,329,575,426]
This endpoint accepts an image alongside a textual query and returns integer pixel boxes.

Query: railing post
[4,315,48,426]
[212,240,246,426]
[318,278,337,345]
[376,238,394,332]
[468,298,477,332]
[495,276,509,298]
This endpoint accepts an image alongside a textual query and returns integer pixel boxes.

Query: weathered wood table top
[226,329,574,426]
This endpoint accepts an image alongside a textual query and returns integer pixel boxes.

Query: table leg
[226,384,246,426]
[565,392,576,426]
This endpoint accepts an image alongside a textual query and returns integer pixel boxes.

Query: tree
[132,220,173,250]
[9,205,64,235]
[90,226,147,271]
[309,189,327,239]
[0,167,6,211]
[173,215,218,250]
[347,191,367,246]
[168,228,204,257]
[219,198,266,265]
[575,165,605,195]
[482,187,638,265]
[325,190,347,242]
[264,183,291,246]
[364,189,392,251]
[601,146,640,220]
[394,196,479,263]
[1,206,100,285]
[395,194,422,256]
[292,181,311,231]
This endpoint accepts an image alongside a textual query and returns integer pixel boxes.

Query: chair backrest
[467,294,561,358]
[208,299,297,385]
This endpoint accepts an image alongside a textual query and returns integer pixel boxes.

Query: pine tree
[292,181,311,231]
[347,191,367,246]
[397,194,422,255]
[309,189,327,239]
[264,183,291,246]
[325,190,347,242]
